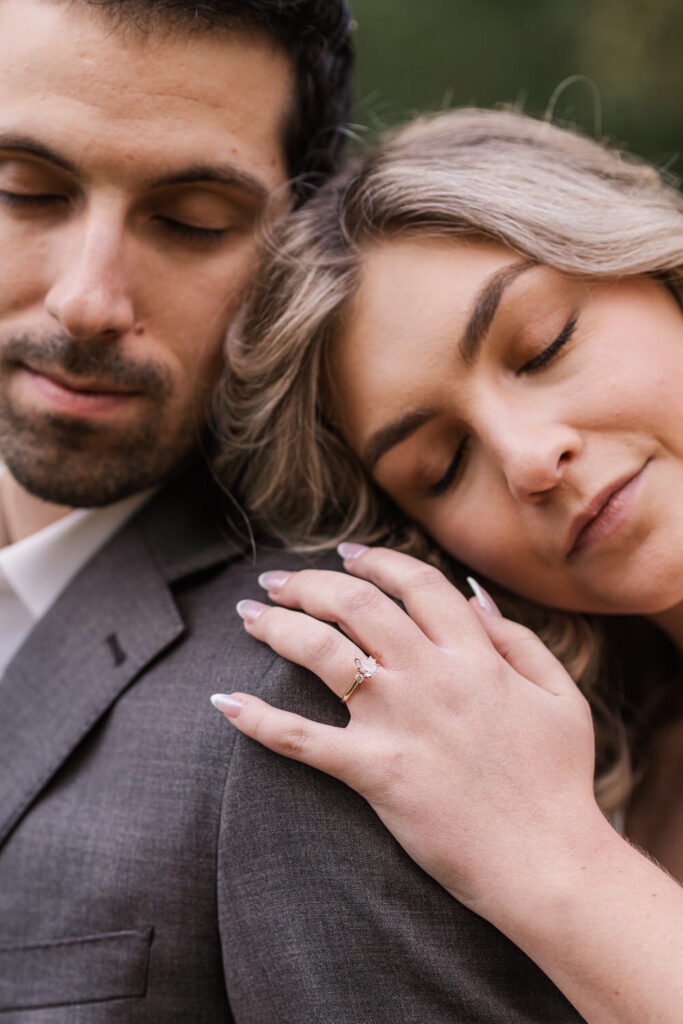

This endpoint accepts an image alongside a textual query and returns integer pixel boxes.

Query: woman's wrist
[454,801,621,940]
[466,812,683,1024]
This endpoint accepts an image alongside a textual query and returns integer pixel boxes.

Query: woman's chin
[574,588,683,621]
[521,545,683,619]
[503,575,683,620]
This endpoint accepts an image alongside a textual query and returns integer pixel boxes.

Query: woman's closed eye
[425,314,578,499]
[518,314,578,374]
[427,436,470,498]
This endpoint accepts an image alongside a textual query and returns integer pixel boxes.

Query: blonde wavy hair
[214,107,683,813]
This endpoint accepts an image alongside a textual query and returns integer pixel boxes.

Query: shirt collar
[0,490,153,621]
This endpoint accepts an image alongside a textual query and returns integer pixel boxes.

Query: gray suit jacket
[0,468,585,1022]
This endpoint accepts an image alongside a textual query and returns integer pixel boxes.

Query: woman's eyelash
[519,315,578,374]
[428,437,469,498]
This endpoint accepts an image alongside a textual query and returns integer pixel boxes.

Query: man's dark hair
[80,1,355,201]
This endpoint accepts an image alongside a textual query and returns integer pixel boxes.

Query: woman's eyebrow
[363,408,436,471]
[461,258,538,365]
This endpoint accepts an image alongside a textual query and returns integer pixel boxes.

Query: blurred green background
[349,0,682,169]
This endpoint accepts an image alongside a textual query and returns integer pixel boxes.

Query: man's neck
[0,471,72,546]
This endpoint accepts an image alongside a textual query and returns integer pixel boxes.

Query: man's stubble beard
[0,333,206,507]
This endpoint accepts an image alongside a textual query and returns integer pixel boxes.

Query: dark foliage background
[350,0,681,170]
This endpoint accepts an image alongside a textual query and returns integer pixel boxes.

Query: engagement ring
[341,655,378,703]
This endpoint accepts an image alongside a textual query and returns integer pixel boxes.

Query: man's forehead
[0,1,291,111]
[0,0,293,194]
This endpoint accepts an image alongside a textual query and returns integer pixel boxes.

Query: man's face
[0,0,292,506]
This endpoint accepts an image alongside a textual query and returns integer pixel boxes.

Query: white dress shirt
[0,489,152,674]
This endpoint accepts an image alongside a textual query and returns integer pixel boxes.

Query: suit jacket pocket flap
[0,927,153,1011]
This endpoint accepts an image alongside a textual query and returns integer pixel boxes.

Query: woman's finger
[256,569,427,669]
[338,545,481,648]
[237,601,374,699]
[211,692,354,780]
[470,599,580,699]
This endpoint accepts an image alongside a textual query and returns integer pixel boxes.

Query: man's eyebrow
[0,133,77,174]
[150,166,269,202]
[461,258,538,365]
[361,259,541,472]
[363,408,437,472]
[0,134,269,202]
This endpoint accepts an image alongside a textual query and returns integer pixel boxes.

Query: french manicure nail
[337,542,369,560]
[257,570,292,594]
[236,599,266,624]
[210,693,245,717]
[467,577,503,617]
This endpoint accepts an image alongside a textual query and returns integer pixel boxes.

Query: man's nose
[482,409,582,503]
[45,214,136,342]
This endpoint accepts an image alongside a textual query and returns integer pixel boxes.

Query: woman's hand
[214,545,683,1024]
[212,544,606,921]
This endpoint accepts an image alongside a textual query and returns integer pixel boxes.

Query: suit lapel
[0,468,240,847]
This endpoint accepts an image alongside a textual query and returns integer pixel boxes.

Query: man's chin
[0,394,206,507]
[1,441,196,509]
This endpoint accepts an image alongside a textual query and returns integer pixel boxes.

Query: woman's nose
[45,215,136,342]
[484,415,582,503]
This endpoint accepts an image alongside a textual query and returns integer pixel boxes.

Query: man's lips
[23,365,139,396]
[19,364,142,416]
[566,463,648,557]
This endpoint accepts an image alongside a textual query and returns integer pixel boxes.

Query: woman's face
[331,236,683,615]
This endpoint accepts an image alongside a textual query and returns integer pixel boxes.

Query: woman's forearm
[480,817,683,1024]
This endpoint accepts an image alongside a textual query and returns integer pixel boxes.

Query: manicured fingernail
[467,577,502,617]
[210,693,245,717]
[236,599,266,623]
[257,570,292,594]
[337,542,369,560]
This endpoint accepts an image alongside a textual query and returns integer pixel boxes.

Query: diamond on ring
[355,655,377,678]
[342,654,378,703]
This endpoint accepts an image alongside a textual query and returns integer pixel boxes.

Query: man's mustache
[0,333,171,397]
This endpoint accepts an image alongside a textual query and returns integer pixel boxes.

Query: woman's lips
[567,463,649,558]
